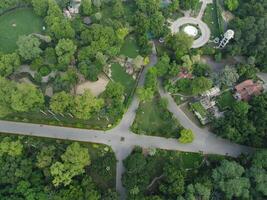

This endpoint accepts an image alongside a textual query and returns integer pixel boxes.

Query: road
[0,44,253,200]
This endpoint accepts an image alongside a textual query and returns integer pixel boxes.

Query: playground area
[76,74,110,96]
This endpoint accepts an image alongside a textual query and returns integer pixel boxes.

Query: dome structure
[183,25,198,37]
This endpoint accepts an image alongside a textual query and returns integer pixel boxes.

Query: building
[178,68,193,79]
[234,80,263,101]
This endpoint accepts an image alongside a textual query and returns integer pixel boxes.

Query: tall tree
[17,35,42,60]
[31,0,48,16]
[11,83,44,112]
[166,32,193,60]
[70,91,104,120]
[212,160,250,199]
[50,91,73,114]
[81,0,93,15]
[55,39,77,67]
[0,53,20,77]
[50,142,91,186]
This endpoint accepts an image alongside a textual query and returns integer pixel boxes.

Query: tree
[103,82,125,100]
[137,87,154,102]
[215,65,239,87]
[246,93,267,147]
[92,0,101,9]
[155,54,170,76]
[0,137,23,157]
[50,91,73,114]
[191,77,213,95]
[113,0,124,18]
[11,83,44,112]
[212,160,250,199]
[132,55,144,70]
[17,35,42,60]
[0,53,20,77]
[36,145,56,169]
[31,0,48,16]
[70,91,104,120]
[160,163,185,196]
[50,142,91,186]
[81,0,92,15]
[225,0,239,11]
[193,62,211,77]
[232,101,249,117]
[150,11,165,37]
[166,32,193,60]
[178,129,194,143]
[145,67,158,92]
[185,183,211,200]
[53,68,78,92]
[45,0,75,40]
[78,60,102,81]
[0,77,16,117]
[227,0,267,70]
[55,39,77,67]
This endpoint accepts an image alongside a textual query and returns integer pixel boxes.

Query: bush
[179,129,195,143]
[38,66,51,77]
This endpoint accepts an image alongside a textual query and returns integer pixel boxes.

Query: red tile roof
[235,80,263,101]
[178,67,193,79]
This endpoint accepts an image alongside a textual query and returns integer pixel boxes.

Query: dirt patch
[76,73,110,96]
[222,11,234,22]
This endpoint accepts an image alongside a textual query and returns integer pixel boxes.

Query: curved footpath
[0,47,253,200]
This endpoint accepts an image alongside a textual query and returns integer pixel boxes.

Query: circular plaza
[170,17,211,48]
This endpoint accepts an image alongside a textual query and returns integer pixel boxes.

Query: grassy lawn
[119,36,140,58]
[0,8,43,53]
[191,102,207,118]
[203,1,224,38]
[217,90,235,110]
[131,96,182,138]
[111,63,136,98]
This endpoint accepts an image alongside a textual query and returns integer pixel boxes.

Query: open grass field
[0,8,43,53]
[119,36,140,58]
[111,63,136,98]
[217,90,235,110]
[131,96,182,138]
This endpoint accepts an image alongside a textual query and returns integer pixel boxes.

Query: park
[0,0,266,200]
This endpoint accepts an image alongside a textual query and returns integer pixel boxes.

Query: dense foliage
[0,134,118,200]
[123,148,267,200]
[213,93,267,148]
[227,0,267,71]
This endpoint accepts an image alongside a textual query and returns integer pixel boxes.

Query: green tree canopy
[11,83,44,112]
[179,129,195,143]
[17,35,42,60]
[50,142,91,186]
